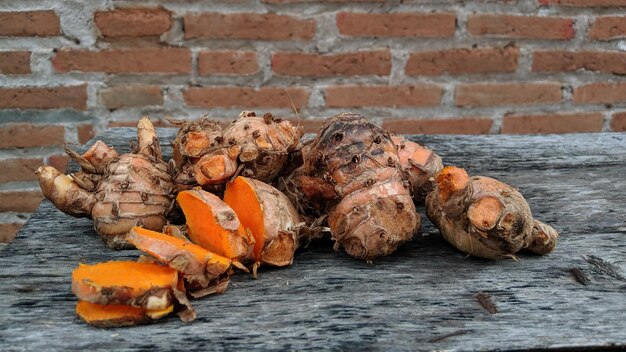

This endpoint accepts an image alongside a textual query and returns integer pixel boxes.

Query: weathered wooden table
[1,130,625,351]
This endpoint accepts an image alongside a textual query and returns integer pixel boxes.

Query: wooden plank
[1,129,625,351]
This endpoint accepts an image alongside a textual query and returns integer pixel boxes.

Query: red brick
[264,0,385,2]
[99,85,163,110]
[95,7,172,38]
[0,11,60,37]
[0,158,43,183]
[611,112,626,131]
[0,124,65,149]
[588,16,626,40]
[52,48,191,73]
[539,0,626,6]
[502,112,603,133]
[383,118,493,134]
[532,51,626,74]
[467,14,575,40]
[0,191,43,212]
[573,82,626,104]
[272,51,391,77]
[455,83,562,107]
[324,85,442,108]
[0,51,30,74]
[198,51,259,75]
[48,154,70,172]
[184,87,309,109]
[78,124,95,144]
[337,12,455,38]
[184,13,314,41]
[406,47,518,76]
[108,119,177,128]
[0,85,86,110]
[0,223,25,243]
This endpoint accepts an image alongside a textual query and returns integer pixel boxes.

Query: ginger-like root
[172,112,303,188]
[128,226,236,295]
[72,261,195,322]
[75,301,173,328]
[392,135,444,203]
[36,166,96,217]
[176,189,254,262]
[224,176,302,268]
[36,117,175,249]
[425,166,559,259]
[291,112,420,261]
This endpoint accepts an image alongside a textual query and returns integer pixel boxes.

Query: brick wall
[1,0,625,243]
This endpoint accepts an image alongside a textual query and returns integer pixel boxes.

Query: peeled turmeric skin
[176,189,254,262]
[71,261,195,322]
[172,111,303,188]
[425,166,558,259]
[128,226,236,295]
[36,117,174,249]
[224,176,302,268]
[292,112,421,261]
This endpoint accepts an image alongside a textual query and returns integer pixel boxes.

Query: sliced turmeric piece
[128,226,238,293]
[75,301,174,328]
[224,176,301,268]
[72,261,178,310]
[176,189,254,262]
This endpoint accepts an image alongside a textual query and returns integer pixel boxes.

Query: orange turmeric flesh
[176,189,253,261]
[72,261,178,309]
[76,301,174,328]
[223,177,266,262]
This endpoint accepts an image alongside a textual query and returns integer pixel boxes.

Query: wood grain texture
[1,129,625,352]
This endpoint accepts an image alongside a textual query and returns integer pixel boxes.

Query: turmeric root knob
[435,166,469,205]
[35,166,95,218]
[392,135,443,202]
[426,166,559,259]
[224,176,301,267]
[294,112,420,261]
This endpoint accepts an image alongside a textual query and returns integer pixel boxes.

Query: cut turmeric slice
[224,177,301,267]
[72,261,178,310]
[75,301,174,328]
[128,226,237,292]
[177,189,254,262]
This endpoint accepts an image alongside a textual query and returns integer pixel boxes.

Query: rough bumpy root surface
[176,189,254,262]
[392,135,444,203]
[75,301,173,328]
[36,117,174,250]
[128,226,233,293]
[425,166,559,259]
[172,112,303,188]
[224,176,301,267]
[292,112,420,261]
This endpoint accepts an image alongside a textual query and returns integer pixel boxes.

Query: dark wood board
[1,129,625,352]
